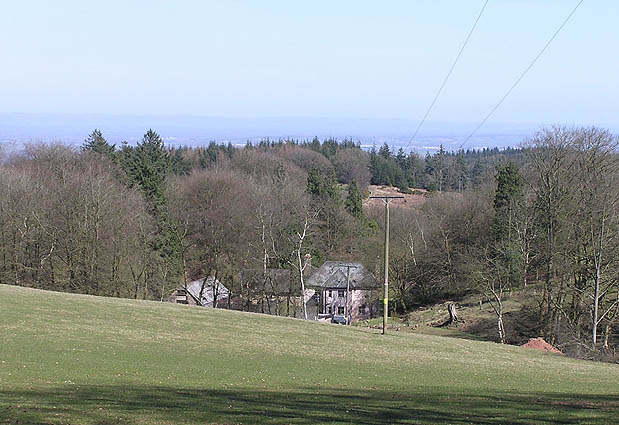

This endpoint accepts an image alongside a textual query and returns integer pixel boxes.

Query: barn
[171,277,230,307]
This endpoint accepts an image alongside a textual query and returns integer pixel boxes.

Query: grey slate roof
[305,261,379,290]
[186,277,230,306]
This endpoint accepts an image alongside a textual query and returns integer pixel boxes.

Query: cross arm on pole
[369,195,405,205]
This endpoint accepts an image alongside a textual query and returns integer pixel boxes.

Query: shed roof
[305,261,379,290]
[186,277,230,306]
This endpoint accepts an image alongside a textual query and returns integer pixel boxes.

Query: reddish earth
[364,185,427,210]
[521,337,562,354]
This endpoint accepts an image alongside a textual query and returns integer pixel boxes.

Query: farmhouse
[171,277,230,307]
[305,261,380,322]
[169,263,378,323]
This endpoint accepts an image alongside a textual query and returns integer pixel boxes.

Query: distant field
[364,185,427,210]
[1,284,618,424]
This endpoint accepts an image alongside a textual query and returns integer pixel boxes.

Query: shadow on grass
[461,306,543,345]
[1,385,617,424]
[414,326,490,342]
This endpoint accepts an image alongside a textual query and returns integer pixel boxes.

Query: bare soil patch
[521,337,562,354]
[364,185,428,210]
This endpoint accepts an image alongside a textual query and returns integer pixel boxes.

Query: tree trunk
[602,323,611,351]
[497,313,506,344]
[298,249,307,320]
[592,245,602,350]
[447,303,458,325]
[592,270,600,350]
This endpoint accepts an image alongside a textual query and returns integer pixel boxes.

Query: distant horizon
[2,111,602,153]
[5,110,608,125]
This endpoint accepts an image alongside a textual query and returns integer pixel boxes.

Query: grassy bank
[0,284,617,424]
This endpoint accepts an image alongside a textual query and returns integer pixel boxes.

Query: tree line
[382,126,619,355]
[0,126,617,356]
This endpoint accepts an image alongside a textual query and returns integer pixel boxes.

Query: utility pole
[370,195,404,334]
[337,263,358,325]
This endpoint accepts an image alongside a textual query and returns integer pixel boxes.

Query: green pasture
[0,284,617,424]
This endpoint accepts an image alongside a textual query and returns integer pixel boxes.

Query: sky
[1,0,617,132]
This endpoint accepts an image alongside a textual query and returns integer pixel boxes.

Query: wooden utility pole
[370,195,404,334]
[337,263,358,325]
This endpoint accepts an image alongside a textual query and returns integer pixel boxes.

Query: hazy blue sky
[1,0,617,128]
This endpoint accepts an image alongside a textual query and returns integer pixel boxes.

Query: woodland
[0,126,617,356]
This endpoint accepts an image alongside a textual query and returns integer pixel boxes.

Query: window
[327,305,332,314]
[338,290,345,298]
[359,305,366,315]
[337,306,344,315]
[327,290,332,298]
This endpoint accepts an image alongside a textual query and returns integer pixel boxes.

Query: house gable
[305,261,379,290]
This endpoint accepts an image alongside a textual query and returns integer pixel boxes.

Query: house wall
[319,288,379,322]
[169,284,379,322]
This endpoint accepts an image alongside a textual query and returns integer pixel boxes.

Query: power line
[459,0,585,149]
[405,0,489,152]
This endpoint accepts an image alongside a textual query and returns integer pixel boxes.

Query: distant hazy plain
[0,112,555,153]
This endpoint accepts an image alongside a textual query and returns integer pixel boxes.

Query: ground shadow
[1,384,618,424]
[460,306,541,345]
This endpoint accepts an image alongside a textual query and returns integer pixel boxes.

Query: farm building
[170,277,230,307]
[169,263,378,323]
[304,261,380,323]
[238,268,296,315]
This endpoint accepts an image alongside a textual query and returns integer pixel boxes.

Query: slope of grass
[1,284,618,424]
[385,285,549,345]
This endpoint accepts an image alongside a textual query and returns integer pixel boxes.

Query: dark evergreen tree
[320,138,338,158]
[306,168,338,200]
[491,161,527,292]
[345,181,364,218]
[119,130,184,295]
[170,148,191,176]
[82,129,115,158]
[396,148,407,168]
[395,171,408,193]
[309,136,321,152]
[493,162,525,240]
[206,142,219,163]
[120,129,170,210]
[306,168,323,196]
[226,142,235,158]
[378,143,391,159]
[425,146,447,192]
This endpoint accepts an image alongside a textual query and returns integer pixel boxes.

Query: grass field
[1,284,618,424]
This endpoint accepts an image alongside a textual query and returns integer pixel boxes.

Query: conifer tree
[306,168,338,200]
[378,143,391,159]
[345,181,364,218]
[493,162,525,240]
[82,129,116,158]
[170,148,190,176]
[122,129,170,209]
